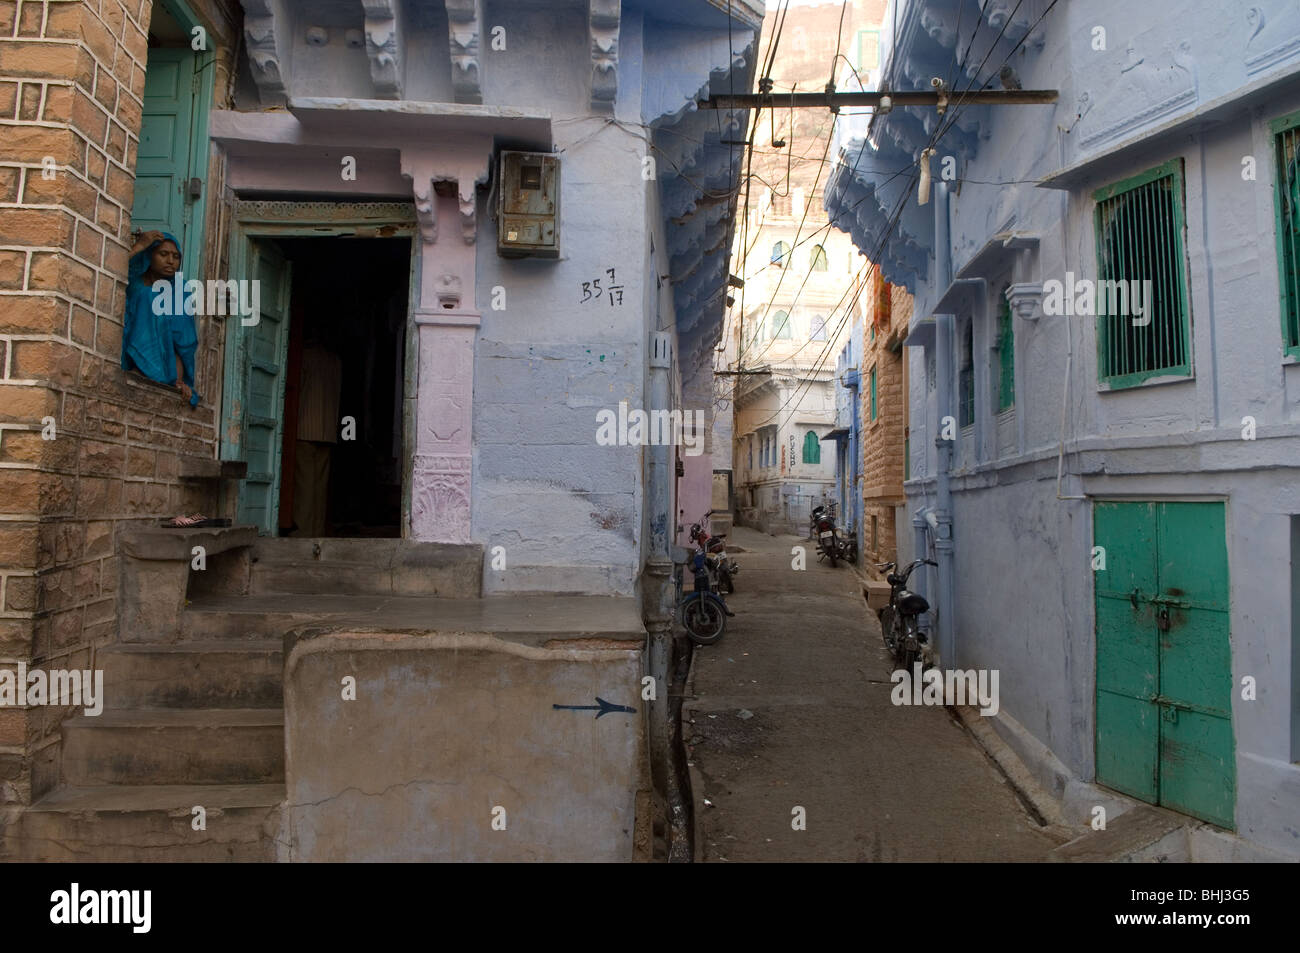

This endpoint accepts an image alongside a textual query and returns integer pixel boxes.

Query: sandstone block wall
[0,0,238,805]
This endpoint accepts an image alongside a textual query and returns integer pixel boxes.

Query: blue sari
[122,231,201,407]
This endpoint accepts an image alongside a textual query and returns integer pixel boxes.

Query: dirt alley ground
[685,525,1066,862]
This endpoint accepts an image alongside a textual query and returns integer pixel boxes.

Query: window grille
[1272,111,1300,356]
[959,320,974,427]
[997,290,1015,412]
[1093,159,1191,386]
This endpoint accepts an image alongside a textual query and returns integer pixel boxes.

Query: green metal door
[230,239,292,534]
[1094,501,1234,828]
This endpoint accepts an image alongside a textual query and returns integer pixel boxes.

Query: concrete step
[100,642,282,710]
[13,783,284,862]
[62,709,284,786]
[180,608,293,641]
[1048,804,1190,862]
[251,561,397,596]
[248,538,483,597]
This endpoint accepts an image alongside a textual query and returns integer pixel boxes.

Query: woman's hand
[175,354,192,402]
[131,230,166,254]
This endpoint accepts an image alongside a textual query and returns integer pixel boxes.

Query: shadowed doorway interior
[275,237,409,538]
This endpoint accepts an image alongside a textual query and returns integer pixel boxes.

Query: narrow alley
[687,526,1063,862]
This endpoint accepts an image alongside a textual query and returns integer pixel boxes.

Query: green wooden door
[232,239,292,534]
[133,49,195,251]
[1094,501,1234,828]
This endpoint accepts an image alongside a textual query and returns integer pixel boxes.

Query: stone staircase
[10,530,482,862]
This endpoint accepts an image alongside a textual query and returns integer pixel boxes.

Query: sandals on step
[161,514,231,528]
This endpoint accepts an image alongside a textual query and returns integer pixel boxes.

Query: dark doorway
[275,237,409,538]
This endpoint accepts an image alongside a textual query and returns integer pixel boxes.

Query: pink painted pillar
[401,143,490,543]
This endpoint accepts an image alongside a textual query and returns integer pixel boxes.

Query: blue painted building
[826,0,1300,859]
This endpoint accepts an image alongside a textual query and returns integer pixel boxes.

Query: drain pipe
[645,331,675,804]
[932,181,957,669]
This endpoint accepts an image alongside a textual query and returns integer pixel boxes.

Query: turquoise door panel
[1094,500,1234,829]
[1157,502,1230,609]
[1160,707,1235,828]
[233,239,292,534]
[133,49,193,249]
[1096,690,1158,802]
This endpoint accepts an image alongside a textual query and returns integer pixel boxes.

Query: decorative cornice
[590,0,620,109]
[233,199,416,223]
[1245,2,1300,76]
[362,0,404,99]
[445,0,484,105]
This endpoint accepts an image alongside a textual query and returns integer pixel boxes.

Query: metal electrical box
[497,150,560,259]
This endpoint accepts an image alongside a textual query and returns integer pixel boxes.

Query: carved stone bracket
[590,0,620,108]
[401,157,439,243]
[446,0,484,104]
[243,0,288,106]
[362,0,405,99]
[400,147,491,246]
[1005,282,1044,321]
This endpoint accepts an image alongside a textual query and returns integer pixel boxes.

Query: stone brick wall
[0,0,238,805]
[859,273,910,568]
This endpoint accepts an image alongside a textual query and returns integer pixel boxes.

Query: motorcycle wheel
[897,618,921,673]
[720,571,735,594]
[827,545,837,568]
[880,606,896,654]
[683,597,726,645]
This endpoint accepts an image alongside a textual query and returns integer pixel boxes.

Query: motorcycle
[810,501,856,568]
[677,549,734,645]
[876,558,938,671]
[689,511,739,594]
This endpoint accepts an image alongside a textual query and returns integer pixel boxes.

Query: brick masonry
[859,272,911,567]
[0,0,238,805]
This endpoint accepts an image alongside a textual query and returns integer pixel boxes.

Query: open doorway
[270,237,410,538]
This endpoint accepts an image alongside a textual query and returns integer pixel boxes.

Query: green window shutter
[1271,110,1300,357]
[802,430,820,465]
[959,320,975,427]
[1093,159,1191,387]
[869,365,877,421]
[997,292,1015,411]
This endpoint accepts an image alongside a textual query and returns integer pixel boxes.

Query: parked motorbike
[876,558,938,671]
[810,502,856,568]
[689,511,739,594]
[677,550,734,645]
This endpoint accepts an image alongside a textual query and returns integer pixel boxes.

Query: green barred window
[1272,110,1300,357]
[1093,159,1191,387]
[958,320,974,427]
[997,290,1015,412]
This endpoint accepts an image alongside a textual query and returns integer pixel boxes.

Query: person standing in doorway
[292,326,343,537]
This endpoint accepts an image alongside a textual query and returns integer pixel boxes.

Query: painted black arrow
[552,697,637,719]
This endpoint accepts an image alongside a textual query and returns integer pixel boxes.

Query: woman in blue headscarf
[123,230,201,407]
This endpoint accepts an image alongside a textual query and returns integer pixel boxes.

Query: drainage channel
[664,633,695,862]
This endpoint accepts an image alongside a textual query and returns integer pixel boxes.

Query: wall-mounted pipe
[932,181,957,668]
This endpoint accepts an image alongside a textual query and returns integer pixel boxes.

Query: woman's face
[150,240,180,278]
